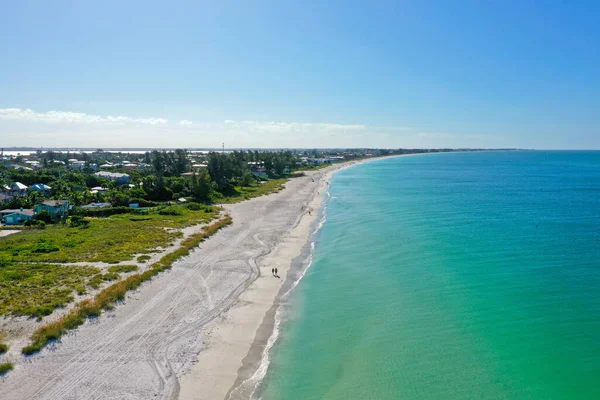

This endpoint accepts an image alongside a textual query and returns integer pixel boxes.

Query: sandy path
[0,169,328,400]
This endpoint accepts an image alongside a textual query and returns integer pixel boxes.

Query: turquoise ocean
[259,151,600,399]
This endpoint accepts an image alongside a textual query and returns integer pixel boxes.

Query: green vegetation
[215,178,288,204]
[0,331,7,354]
[136,255,151,263]
[0,362,14,375]
[0,263,100,318]
[22,217,232,355]
[108,264,138,274]
[0,204,219,264]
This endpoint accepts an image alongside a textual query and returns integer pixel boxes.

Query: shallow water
[260,151,600,399]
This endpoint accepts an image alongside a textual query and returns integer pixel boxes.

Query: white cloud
[0,106,501,148]
[0,108,168,125]
[222,120,367,134]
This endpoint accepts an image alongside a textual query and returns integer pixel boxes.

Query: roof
[30,183,52,191]
[41,200,68,207]
[94,171,130,179]
[11,182,28,190]
[0,209,34,216]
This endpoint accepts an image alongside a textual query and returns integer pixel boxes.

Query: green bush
[185,202,203,211]
[31,239,60,253]
[0,362,14,375]
[69,215,90,228]
[34,210,52,223]
[0,343,8,354]
[137,255,151,263]
[130,198,159,207]
[108,265,138,274]
[158,206,183,216]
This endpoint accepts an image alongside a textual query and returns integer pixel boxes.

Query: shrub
[130,198,159,207]
[108,265,138,274]
[185,202,203,211]
[68,215,90,228]
[158,206,183,216]
[0,362,14,375]
[31,238,60,253]
[0,343,8,354]
[34,210,52,223]
[136,255,151,263]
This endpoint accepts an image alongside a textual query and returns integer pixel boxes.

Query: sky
[1,0,599,149]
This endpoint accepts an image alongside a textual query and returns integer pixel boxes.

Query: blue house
[35,200,69,220]
[30,183,52,192]
[0,208,34,225]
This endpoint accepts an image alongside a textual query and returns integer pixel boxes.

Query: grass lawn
[218,178,288,204]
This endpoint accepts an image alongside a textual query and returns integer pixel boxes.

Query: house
[1,208,34,225]
[90,186,109,194]
[123,163,138,171]
[30,183,52,192]
[68,160,87,169]
[35,200,69,220]
[94,171,131,184]
[10,182,28,194]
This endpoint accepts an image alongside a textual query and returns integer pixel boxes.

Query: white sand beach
[1,158,394,400]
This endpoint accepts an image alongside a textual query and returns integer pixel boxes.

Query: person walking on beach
[271,268,274,276]
[275,267,278,277]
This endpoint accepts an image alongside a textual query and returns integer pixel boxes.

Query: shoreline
[179,155,409,400]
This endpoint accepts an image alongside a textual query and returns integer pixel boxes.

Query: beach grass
[21,216,233,356]
[0,362,14,375]
[0,204,219,264]
[218,179,288,204]
[0,263,100,318]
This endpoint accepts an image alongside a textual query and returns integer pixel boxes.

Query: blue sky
[1,1,599,149]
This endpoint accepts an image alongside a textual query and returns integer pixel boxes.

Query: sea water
[259,151,600,399]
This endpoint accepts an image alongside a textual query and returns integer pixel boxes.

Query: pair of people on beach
[271,267,279,278]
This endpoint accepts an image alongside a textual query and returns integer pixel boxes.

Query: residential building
[30,183,52,192]
[35,200,69,220]
[10,182,28,194]
[94,171,131,184]
[0,208,34,225]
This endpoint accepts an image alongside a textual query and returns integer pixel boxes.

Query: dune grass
[136,255,151,263]
[0,263,100,319]
[0,204,219,264]
[21,216,233,355]
[108,265,138,274]
[218,178,288,204]
[0,331,7,354]
[0,362,14,375]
